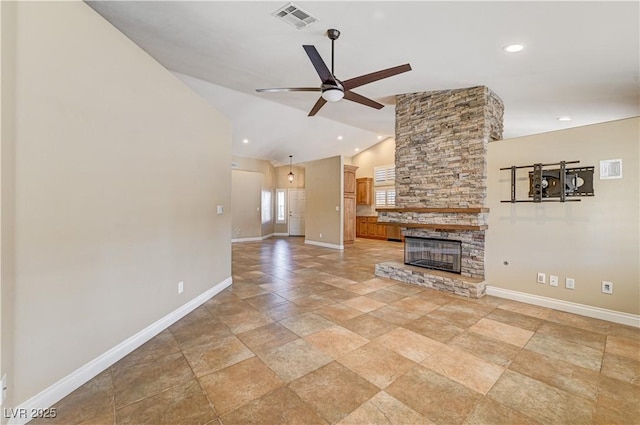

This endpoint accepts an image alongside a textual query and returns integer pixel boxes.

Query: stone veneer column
[395,86,503,208]
[376,86,503,291]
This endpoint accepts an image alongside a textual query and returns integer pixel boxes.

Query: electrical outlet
[319,232,323,238]
[178,281,184,294]
[236,229,241,235]
[2,374,7,403]
[602,281,613,294]
[550,275,559,287]
[537,272,546,284]
[565,277,575,290]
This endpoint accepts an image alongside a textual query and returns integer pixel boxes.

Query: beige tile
[341,313,398,339]
[366,289,408,303]
[486,307,544,331]
[199,357,284,416]
[338,342,416,388]
[510,349,600,400]
[463,398,541,425]
[220,386,328,425]
[375,327,444,362]
[236,322,299,354]
[422,345,505,395]
[258,338,332,382]
[314,302,364,322]
[182,335,255,377]
[305,325,369,359]
[496,300,552,320]
[390,296,441,315]
[289,361,379,424]
[547,310,611,334]
[370,305,422,325]
[386,365,482,425]
[115,378,216,425]
[448,332,521,368]
[341,295,387,313]
[595,375,640,424]
[488,370,594,425]
[112,352,194,408]
[525,333,603,372]
[219,309,274,334]
[116,329,181,371]
[404,315,465,343]
[337,391,432,425]
[279,312,335,337]
[601,351,640,386]
[469,318,534,347]
[606,335,640,361]
[537,320,606,351]
[32,371,113,425]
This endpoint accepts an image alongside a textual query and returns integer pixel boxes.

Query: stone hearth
[375,86,504,298]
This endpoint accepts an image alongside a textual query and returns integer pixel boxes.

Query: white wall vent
[599,159,622,179]
[231,162,240,169]
[272,3,318,29]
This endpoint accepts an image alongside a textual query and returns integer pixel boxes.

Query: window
[374,164,395,186]
[276,189,287,224]
[375,188,396,207]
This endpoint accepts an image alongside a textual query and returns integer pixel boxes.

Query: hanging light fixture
[288,155,294,183]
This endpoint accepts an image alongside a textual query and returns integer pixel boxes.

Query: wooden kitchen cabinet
[344,165,358,245]
[356,177,373,205]
[356,216,386,240]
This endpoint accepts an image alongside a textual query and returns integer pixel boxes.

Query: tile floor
[32,237,640,424]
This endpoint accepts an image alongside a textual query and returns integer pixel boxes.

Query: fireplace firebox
[404,237,462,274]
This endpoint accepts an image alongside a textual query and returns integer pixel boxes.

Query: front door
[288,189,306,236]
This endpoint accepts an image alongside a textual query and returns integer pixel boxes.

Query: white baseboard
[231,236,262,243]
[8,277,232,425]
[273,233,289,236]
[486,286,640,328]
[261,233,274,240]
[304,240,344,250]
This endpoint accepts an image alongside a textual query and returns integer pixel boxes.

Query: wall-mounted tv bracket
[500,160,595,203]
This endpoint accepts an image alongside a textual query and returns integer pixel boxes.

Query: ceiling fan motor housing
[327,28,340,40]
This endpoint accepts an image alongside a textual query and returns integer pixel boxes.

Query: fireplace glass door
[404,237,462,274]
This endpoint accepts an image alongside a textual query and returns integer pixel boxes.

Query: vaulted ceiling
[87,1,639,166]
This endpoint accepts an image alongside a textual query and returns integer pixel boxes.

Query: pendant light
[288,155,294,183]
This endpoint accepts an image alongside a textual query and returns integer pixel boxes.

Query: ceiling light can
[503,43,525,53]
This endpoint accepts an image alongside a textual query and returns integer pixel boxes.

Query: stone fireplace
[375,86,504,298]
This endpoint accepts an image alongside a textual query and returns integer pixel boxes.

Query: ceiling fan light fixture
[322,88,344,102]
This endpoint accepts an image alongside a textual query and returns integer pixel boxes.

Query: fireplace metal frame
[404,236,462,274]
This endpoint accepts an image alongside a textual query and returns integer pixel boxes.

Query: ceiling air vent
[231,162,240,169]
[272,2,318,29]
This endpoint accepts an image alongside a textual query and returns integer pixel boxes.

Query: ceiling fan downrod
[327,29,340,76]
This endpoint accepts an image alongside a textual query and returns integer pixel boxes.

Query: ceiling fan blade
[342,64,412,91]
[344,91,385,110]
[303,45,336,85]
[308,97,327,116]
[256,87,321,93]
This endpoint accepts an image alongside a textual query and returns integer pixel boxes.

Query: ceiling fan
[256,29,412,116]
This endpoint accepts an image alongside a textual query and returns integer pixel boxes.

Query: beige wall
[352,137,395,179]
[5,1,232,406]
[487,118,639,315]
[231,156,275,237]
[231,170,262,239]
[305,156,343,247]
[1,0,17,413]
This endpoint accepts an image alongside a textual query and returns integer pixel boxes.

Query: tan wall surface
[305,156,342,246]
[8,1,231,404]
[487,118,640,315]
[231,170,262,238]
[352,137,395,179]
[1,0,17,413]
[231,156,275,237]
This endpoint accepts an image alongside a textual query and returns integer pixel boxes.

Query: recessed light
[337,135,343,140]
[377,136,383,140]
[354,148,360,152]
[503,43,525,53]
[242,139,249,144]
[557,116,572,122]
